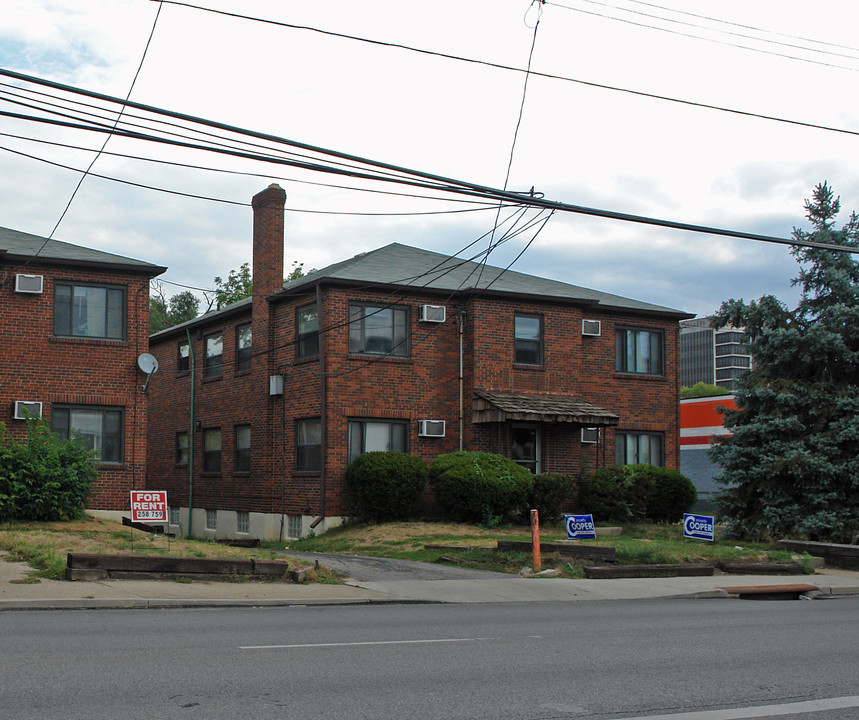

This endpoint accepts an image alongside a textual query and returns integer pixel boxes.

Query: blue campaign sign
[683,513,715,541]
[565,514,596,540]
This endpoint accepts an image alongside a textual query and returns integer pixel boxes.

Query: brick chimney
[251,183,286,297]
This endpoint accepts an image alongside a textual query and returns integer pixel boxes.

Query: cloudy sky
[2,0,858,318]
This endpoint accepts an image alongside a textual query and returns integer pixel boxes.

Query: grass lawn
[0,517,329,582]
[286,520,814,579]
[0,517,813,582]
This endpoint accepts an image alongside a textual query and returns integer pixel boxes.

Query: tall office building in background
[679,318,752,391]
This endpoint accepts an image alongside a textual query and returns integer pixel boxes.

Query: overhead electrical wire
[31,0,164,261]
[150,0,859,138]
[477,0,545,291]
[620,0,859,56]
[1,67,855,254]
[546,0,859,70]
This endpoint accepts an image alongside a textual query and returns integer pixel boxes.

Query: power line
[621,0,859,56]
[35,1,163,255]
[150,1,859,137]
[547,0,859,71]
[2,67,855,254]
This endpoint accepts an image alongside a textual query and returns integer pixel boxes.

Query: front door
[511,425,541,474]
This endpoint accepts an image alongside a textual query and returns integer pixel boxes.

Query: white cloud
[1,0,856,319]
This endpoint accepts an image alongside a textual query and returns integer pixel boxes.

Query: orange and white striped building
[679,395,736,509]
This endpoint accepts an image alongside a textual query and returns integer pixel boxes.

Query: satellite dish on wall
[137,353,159,375]
[137,353,159,394]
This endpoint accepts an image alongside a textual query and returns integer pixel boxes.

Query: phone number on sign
[135,511,165,520]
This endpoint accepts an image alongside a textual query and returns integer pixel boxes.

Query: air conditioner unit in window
[418,420,446,437]
[581,427,599,444]
[14,401,43,420]
[582,319,601,337]
[419,305,446,323]
[14,274,44,294]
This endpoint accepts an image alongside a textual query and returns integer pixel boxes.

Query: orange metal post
[530,509,541,571]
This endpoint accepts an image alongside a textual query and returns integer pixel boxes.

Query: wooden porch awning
[473,390,620,426]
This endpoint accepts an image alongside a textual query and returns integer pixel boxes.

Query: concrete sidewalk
[2,551,858,610]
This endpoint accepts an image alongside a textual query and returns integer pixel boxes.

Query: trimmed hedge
[0,418,97,521]
[528,472,579,524]
[428,451,533,524]
[581,464,696,523]
[345,451,428,521]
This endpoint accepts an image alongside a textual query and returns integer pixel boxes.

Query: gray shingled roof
[278,242,690,317]
[0,226,166,274]
[473,390,620,425]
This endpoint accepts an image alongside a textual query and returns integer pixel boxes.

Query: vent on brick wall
[14,401,43,420]
[15,274,44,294]
[418,420,446,437]
[419,305,446,323]
[582,319,601,337]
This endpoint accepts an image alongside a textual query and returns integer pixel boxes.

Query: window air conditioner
[418,420,446,437]
[15,274,44,294]
[581,319,601,337]
[14,401,43,420]
[419,305,446,323]
[581,427,599,444]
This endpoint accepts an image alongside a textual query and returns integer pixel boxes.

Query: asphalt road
[2,596,857,719]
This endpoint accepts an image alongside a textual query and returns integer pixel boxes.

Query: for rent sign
[130,491,168,523]
[683,513,715,542]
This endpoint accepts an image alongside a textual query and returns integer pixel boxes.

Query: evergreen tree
[710,183,859,542]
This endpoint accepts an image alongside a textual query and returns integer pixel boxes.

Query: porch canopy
[473,390,620,426]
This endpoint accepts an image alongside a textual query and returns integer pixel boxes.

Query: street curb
[0,597,405,611]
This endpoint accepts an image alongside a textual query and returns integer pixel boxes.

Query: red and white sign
[130,490,168,523]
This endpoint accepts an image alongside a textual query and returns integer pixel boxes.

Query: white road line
[240,636,497,650]
[612,695,859,720]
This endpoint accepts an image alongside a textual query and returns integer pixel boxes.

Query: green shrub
[640,465,697,522]
[581,465,650,522]
[528,472,578,524]
[0,418,97,521]
[345,451,428,521]
[580,464,697,523]
[428,451,533,524]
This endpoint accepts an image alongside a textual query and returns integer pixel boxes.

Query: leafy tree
[212,261,307,310]
[710,183,859,542]
[149,284,200,333]
[680,382,733,399]
[213,262,253,309]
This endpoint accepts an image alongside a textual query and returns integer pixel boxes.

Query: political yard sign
[130,491,168,523]
[683,513,715,542]
[565,514,597,540]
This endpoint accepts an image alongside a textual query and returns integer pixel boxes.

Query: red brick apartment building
[0,226,166,514]
[147,184,693,540]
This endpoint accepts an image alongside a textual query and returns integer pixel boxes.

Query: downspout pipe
[459,309,465,451]
[310,283,327,530]
[186,328,195,538]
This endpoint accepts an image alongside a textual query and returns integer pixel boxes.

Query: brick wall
[0,261,154,510]
[148,284,682,521]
